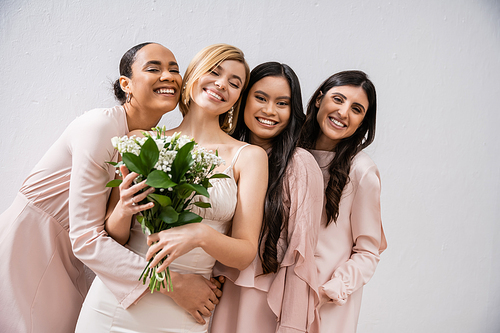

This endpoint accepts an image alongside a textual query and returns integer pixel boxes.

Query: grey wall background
[1,1,499,332]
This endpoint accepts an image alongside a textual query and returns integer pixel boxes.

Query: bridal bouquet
[106,126,229,292]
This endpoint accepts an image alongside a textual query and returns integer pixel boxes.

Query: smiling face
[244,76,291,149]
[190,59,246,116]
[315,85,369,149]
[121,43,182,117]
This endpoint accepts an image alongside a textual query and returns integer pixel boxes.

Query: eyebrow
[254,90,290,100]
[354,103,366,113]
[144,60,179,67]
[331,92,367,112]
[217,64,243,84]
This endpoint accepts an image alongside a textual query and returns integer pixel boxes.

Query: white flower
[154,139,166,151]
[111,136,121,148]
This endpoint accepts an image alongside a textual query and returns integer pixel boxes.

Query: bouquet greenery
[106,126,229,292]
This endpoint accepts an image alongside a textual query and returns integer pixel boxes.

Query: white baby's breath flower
[111,136,121,148]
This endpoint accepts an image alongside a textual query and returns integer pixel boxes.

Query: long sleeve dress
[309,150,387,333]
[0,105,149,333]
[210,148,324,333]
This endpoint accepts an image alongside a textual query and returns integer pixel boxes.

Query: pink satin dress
[210,148,324,333]
[0,106,150,332]
[310,150,387,333]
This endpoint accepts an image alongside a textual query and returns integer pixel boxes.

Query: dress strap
[230,143,251,168]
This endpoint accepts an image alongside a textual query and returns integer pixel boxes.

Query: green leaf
[146,170,177,188]
[175,183,209,199]
[193,201,211,208]
[136,215,151,234]
[171,141,195,182]
[159,206,179,224]
[202,178,212,189]
[122,152,147,175]
[175,183,196,199]
[106,161,119,166]
[147,193,172,207]
[106,179,123,187]
[190,183,210,198]
[140,137,160,172]
[177,211,203,225]
[209,173,231,179]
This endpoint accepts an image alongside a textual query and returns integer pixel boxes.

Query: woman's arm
[320,164,387,306]
[105,165,154,245]
[105,129,154,245]
[146,144,268,272]
[68,110,224,318]
[67,109,151,308]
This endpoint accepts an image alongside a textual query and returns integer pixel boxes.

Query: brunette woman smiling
[211,62,324,333]
[299,70,387,333]
[0,42,219,333]
[77,44,267,333]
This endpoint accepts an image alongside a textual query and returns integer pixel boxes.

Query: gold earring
[227,107,234,127]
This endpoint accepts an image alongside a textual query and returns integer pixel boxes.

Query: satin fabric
[310,150,387,333]
[75,145,249,333]
[0,106,152,332]
[211,148,324,333]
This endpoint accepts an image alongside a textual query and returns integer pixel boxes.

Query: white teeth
[330,117,345,127]
[206,90,222,100]
[156,88,174,94]
[257,118,277,126]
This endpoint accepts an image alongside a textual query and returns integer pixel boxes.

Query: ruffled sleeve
[267,148,324,333]
[67,107,148,308]
[320,160,387,306]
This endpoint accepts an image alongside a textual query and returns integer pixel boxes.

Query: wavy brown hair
[298,70,377,226]
[232,62,305,273]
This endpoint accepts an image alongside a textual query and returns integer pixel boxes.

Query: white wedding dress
[75,145,248,333]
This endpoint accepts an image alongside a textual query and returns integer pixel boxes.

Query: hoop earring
[227,107,234,128]
[126,92,132,104]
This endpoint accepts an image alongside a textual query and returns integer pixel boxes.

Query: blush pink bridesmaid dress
[310,150,387,333]
[210,148,324,333]
[0,106,150,332]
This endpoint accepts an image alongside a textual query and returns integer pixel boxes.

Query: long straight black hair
[298,70,377,226]
[232,62,305,274]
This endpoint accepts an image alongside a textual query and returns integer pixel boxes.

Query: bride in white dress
[76,44,268,333]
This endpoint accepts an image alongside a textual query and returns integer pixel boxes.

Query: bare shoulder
[237,143,268,164]
[232,143,268,183]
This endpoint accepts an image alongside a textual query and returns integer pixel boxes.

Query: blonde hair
[179,43,250,134]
